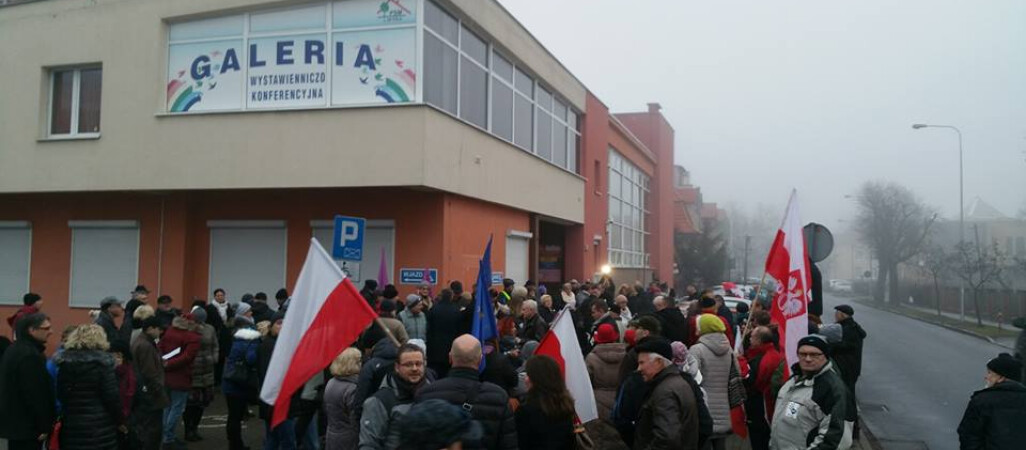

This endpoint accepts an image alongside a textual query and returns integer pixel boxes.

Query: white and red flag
[764,190,811,373]
[536,308,598,422]
[260,239,377,427]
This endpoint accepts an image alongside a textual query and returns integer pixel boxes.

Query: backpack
[679,371,713,449]
[224,342,259,389]
[611,371,647,428]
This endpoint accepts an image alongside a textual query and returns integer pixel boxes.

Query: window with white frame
[422,0,581,173]
[49,66,102,137]
[608,148,651,268]
[0,222,31,306]
[69,221,139,308]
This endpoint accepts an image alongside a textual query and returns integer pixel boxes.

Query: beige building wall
[0,0,585,223]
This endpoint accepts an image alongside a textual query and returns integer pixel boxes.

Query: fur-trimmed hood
[233,327,261,341]
[55,348,116,367]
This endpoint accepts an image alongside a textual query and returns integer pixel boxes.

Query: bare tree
[918,243,952,317]
[855,181,937,303]
[952,225,1005,326]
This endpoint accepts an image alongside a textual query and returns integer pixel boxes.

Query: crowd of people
[0,276,1021,450]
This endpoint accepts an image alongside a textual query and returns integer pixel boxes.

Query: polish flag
[260,239,378,427]
[536,308,598,422]
[764,190,811,373]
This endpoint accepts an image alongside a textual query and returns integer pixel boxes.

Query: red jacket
[158,316,201,391]
[744,342,784,422]
[6,305,39,330]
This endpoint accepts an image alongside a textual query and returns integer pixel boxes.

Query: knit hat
[235,302,252,317]
[406,294,422,308]
[699,296,717,309]
[190,306,207,324]
[987,353,1022,382]
[593,323,618,345]
[624,328,638,346]
[399,399,482,449]
[671,341,690,366]
[635,337,674,362]
[698,314,726,336]
[408,338,427,357]
[797,334,830,356]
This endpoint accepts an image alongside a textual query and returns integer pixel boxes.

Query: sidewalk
[855,298,1020,350]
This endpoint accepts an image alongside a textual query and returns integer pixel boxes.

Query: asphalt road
[822,293,1006,450]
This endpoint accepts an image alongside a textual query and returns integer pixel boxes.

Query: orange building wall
[440,194,531,287]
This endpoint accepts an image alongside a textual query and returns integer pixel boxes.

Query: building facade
[0,0,678,334]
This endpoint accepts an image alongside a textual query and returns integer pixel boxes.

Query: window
[311,220,395,283]
[536,106,552,160]
[459,55,488,128]
[491,78,514,141]
[0,222,31,306]
[424,33,458,114]
[69,221,138,308]
[514,94,534,150]
[208,221,287,308]
[49,67,102,137]
[608,148,651,268]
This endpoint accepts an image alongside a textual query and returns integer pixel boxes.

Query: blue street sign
[399,268,438,285]
[490,272,503,286]
[332,215,366,261]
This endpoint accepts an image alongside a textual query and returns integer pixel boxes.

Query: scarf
[212,300,229,322]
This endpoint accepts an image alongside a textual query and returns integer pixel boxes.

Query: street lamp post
[912,123,965,321]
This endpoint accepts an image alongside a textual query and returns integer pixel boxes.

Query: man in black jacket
[425,288,464,378]
[0,313,56,450]
[957,353,1026,449]
[415,334,517,450]
[653,295,688,343]
[831,305,867,398]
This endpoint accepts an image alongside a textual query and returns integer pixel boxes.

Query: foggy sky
[498,0,1026,233]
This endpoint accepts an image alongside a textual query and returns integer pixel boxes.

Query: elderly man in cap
[398,293,428,341]
[633,337,699,450]
[95,296,127,347]
[771,335,852,450]
[957,353,1026,449]
[831,305,867,396]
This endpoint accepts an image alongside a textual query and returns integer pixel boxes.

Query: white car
[722,296,752,314]
[830,280,853,293]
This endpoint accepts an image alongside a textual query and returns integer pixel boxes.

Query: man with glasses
[0,313,56,450]
[359,343,431,450]
[770,335,853,450]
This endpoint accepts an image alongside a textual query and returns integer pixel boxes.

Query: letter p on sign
[332,215,366,261]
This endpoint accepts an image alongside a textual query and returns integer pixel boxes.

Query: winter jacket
[586,342,627,420]
[115,362,136,420]
[770,361,852,450]
[222,328,262,398]
[518,313,548,343]
[356,339,399,410]
[634,366,700,450]
[415,367,518,450]
[745,342,785,423]
[131,331,169,411]
[158,316,202,391]
[689,332,735,434]
[5,304,39,329]
[957,380,1026,450]
[397,309,427,341]
[425,300,464,371]
[0,335,56,441]
[831,318,866,389]
[358,373,425,450]
[324,375,360,450]
[379,317,409,344]
[55,349,122,450]
[192,322,219,388]
[95,311,123,348]
[514,400,574,450]
[481,349,518,395]
[655,307,689,344]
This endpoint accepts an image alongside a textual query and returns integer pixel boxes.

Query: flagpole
[374,317,402,348]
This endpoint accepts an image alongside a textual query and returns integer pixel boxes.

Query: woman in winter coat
[689,314,738,450]
[323,347,363,450]
[515,355,576,449]
[585,323,627,420]
[56,324,124,450]
[672,340,703,384]
[185,307,219,441]
[222,315,261,450]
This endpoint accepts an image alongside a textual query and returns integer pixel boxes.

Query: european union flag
[472,236,497,371]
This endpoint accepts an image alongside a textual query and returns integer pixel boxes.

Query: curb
[854,299,1014,350]
[858,421,884,450]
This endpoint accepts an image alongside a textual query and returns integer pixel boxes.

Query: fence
[900,282,1026,322]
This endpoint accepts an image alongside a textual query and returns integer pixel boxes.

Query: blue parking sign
[333,215,366,261]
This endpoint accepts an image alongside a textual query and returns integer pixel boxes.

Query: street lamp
[912,123,965,321]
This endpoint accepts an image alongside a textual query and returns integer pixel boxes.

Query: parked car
[722,296,752,314]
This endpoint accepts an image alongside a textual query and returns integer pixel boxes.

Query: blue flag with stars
[472,236,497,371]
